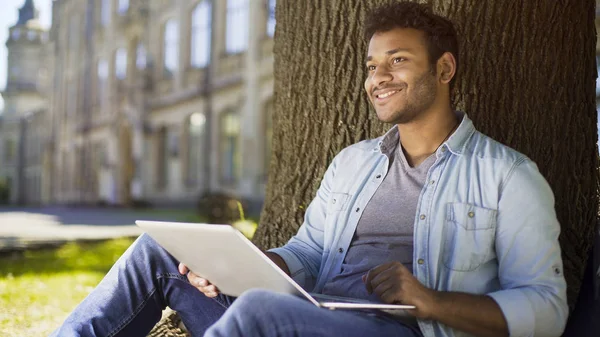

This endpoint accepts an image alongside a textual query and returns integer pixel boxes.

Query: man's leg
[205,289,422,337]
[51,234,235,337]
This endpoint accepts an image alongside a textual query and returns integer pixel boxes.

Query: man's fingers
[178,263,189,275]
[377,283,401,304]
[186,273,220,296]
[369,271,394,294]
[365,262,396,293]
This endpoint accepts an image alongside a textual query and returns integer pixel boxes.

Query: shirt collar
[374,111,476,156]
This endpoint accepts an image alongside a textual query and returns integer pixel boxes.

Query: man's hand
[178,263,220,298]
[363,261,437,319]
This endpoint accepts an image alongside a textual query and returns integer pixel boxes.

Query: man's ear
[437,52,457,84]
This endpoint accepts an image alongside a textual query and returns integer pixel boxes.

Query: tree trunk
[255,0,598,309]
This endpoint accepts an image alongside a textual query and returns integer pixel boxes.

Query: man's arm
[428,291,508,337]
[365,262,508,337]
[264,251,290,276]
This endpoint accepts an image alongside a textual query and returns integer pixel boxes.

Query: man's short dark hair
[364,2,459,84]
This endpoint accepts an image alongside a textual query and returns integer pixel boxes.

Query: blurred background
[0,0,276,210]
[0,0,274,335]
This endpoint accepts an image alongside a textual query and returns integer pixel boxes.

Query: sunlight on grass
[0,238,136,337]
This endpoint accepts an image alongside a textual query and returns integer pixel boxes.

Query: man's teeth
[378,90,397,99]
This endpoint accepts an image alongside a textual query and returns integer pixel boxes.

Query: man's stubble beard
[385,69,438,125]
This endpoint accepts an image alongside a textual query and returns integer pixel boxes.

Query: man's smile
[373,88,402,102]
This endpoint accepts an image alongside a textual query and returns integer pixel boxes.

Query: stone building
[0,0,50,205]
[44,0,276,207]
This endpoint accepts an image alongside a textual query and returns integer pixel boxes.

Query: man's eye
[366,65,376,71]
[393,57,405,64]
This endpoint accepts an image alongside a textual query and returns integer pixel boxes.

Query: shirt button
[418,259,425,265]
[355,208,360,212]
[338,248,344,253]
[429,180,435,185]
[441,147,447,152]
[419,214,426,220]
[376,174,382,179]
[332,199,336,204]
[468,211,475,218]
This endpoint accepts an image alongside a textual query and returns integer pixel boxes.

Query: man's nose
[371,65,393,87]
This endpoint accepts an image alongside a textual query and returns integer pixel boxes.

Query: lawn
[0,238,137,336]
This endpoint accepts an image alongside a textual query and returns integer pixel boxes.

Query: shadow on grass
[0,238,137,278]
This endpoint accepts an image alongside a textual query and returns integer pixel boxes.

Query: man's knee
[233,289,282,310]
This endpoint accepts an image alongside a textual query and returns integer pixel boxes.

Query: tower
[0,0,48,204]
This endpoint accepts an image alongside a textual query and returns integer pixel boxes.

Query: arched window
[220,111,241,183]
[163,19,179,76]
[115,48,127,80]
[101,0,111,26]
[191,1,212,68]
[187,112,206,183]
[118,0,129,15]
[97,59,108,107]
[226,0,249,53]
[267,0,276,37]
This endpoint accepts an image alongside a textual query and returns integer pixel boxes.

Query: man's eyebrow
[366,48,413,62]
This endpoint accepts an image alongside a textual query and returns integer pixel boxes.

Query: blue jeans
[52,234,422,337]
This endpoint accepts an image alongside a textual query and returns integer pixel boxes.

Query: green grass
[0,238,136,337]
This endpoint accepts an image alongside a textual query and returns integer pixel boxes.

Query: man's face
[364,28,439,124]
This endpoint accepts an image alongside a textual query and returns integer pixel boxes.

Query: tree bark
[255,0,598,310]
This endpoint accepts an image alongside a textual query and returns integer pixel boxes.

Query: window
[97,59,109,106]
[156,127,168,188]
[191,1,212,68]
[118,0,129,15]
[27,30,37,40]
[136,44,147,69]
[115,48,127,80]
[187,112,206,183]
[11,29,20,40]
[226,0,249,53]
[101,0,111,26]
[163,19,179,75]
[220,111,241,183]
[168,129,180,157]
[267,0,276,37]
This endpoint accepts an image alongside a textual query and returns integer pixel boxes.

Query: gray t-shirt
[321,143,435,302]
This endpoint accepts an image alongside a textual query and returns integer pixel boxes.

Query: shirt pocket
[326,192,350,213]
[443,202,497,272]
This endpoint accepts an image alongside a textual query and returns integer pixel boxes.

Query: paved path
[0,206,191,250]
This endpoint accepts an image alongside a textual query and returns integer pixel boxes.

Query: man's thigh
[207,289,421,337]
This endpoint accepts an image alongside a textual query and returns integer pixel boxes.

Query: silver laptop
[136,220,415,312]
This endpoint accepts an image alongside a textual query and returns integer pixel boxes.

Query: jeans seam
[107,287,158,337]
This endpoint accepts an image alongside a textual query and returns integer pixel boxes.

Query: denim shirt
[269,113,568,337]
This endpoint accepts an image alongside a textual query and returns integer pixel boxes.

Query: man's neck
[398,107,458,167]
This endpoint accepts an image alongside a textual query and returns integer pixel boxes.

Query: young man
[53,3,568,337]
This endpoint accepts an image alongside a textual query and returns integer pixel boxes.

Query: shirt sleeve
[268,152,340,291]
[487,158,569,337]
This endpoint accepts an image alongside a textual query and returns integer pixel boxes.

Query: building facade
[0,0,50,205]
[27,0,275,207]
